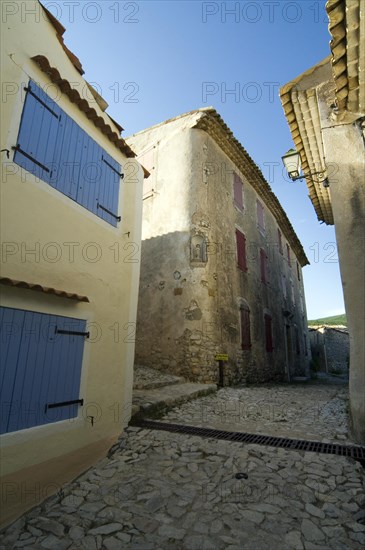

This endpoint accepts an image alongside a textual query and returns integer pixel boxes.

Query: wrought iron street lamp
[281,148,327,184]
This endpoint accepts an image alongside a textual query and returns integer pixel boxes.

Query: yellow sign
[215,354,229,361]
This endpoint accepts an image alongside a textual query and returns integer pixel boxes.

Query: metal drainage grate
[132,419,365,466]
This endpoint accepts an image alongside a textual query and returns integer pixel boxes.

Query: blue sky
[46,0,345,319]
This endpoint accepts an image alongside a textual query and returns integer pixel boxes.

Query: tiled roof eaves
[326,0,364,113]
[31,55,136,159]
[0,277,89,302]
[280,70,334,226]
[193,109,309,266]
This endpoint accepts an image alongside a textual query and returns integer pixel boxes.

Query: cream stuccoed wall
[0,3,143,526]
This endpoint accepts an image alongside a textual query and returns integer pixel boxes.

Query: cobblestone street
[1,382,364,550]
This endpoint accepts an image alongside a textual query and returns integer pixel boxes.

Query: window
[260,248,269,283]
[0,307,86,434]
[278,228,283,255]
[264,313,273,352]
[256,200,265,233]
[286,243,291,267]
[233,173,244,211]
[296,261,301,281]
[13,80,122,227]
[240,306,251,350]
[236,229,247,271]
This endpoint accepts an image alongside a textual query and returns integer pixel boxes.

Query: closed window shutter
[257,200,265,232]
[233,174,243,210]
[264,314,273,352]
[97,151,122,227]
[241,308,251,350]
[278,228,283,254]
[13,81,61,183]
[0,307,86,434]
[236,230,247,271]
[14,80,121,227]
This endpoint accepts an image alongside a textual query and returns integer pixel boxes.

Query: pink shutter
[233,174,243,210]
[236,230,247,271]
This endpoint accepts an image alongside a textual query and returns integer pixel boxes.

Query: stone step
[131,382,217,420]
[133,365,186,390]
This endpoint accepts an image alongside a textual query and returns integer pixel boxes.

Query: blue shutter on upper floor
[0,307,86,434]
[13,80,122,226]
[97,151,122,227]
[13,82,61,183]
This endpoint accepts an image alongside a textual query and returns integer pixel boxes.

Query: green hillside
[308,313,347,326]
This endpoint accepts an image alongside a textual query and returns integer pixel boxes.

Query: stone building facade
[309,326,349,375]
[127,108,311,385]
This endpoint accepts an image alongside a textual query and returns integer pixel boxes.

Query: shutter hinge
[97,202,121,222]
[102,155,123,178]
[24,86,60,119]
[45,398,84,413]
[55,327,90,338]
[12,145,50,172]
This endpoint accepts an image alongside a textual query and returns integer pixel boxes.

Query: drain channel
[132,419,365,466]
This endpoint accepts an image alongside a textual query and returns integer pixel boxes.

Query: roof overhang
[0,277,89,302]
[280,58,334,225]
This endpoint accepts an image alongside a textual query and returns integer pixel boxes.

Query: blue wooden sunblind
[13,80,122,227]
[0,307,86,434]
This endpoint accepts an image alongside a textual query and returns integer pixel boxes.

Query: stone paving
[160,383,351,444]
[1,380,364,549]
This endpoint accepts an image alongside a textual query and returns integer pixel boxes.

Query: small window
[286,244,291,267]
[233,173,244,211]
[256,200,265,234]
[236,229,247,271]
[260,248,269,284]
[264,313,273,352]
[240,306,251,350]
[278,229,283,255]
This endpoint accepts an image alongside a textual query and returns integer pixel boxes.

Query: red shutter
[236,230,247,271]
[241,308,251,350]
[233,174,244,210]
[260,248,268,283]
[264,314,273,352]
[257,200,265,232]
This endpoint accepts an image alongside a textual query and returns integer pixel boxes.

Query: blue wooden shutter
[13,81,61,183]
[97,151,121,227]
[0,307,86,434]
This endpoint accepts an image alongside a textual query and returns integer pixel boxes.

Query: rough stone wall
[127,116,311,385]
[310,326,349,374]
